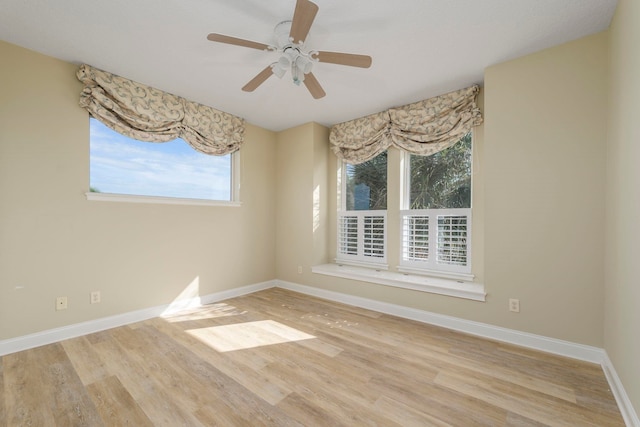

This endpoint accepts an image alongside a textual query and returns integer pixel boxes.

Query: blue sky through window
[89,118,231,200]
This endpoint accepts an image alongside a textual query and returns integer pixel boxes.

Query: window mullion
[400,151,411,210]
[357,212,364,258]
[429,213,437,270]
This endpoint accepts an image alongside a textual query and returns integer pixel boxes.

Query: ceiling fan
[207,0,372,99]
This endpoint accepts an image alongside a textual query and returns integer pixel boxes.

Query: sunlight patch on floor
[187,320,315,352]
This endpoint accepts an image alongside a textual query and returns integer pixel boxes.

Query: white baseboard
[0,280,275,356]
[602,353,640,427]
[275,280,605,363]
[199,280,275,306]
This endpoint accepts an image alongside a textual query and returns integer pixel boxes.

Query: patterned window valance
[330,85,483,164]
[77,64,244,155]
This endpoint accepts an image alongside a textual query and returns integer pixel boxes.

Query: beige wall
[0,41,277,340]
[275,122,330,281]
[606,0,640,413]
[483,32,608,346]
[312,123,330,267]
[277,33,609,347]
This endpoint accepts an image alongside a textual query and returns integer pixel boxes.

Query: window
[89,118,238,203]
[324,132,483,299]
[334,133,473,279]
[337,152,387,267]
[400,133,472,278]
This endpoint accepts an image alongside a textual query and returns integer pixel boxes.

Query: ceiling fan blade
[207,33,271,51]
[289,0,319,44]
[242,66,274,92]
[314,51,372,68]
[303,72,326,99]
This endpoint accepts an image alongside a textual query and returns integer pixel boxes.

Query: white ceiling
[0,0,618,131]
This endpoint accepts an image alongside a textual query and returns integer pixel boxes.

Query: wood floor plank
[147,316,295,406]
[136,328,300,425]
[404,338,578,403]
[91,330,206,426]
[369,369,509,426]
[61,335,110,385]
[4,344,103,426]
[334,346,440,393]
[374,394,455,427]
[3,350,56,426]
[249,288,383,320]
[108,324,252,424]
[135,322,303,426]
[267,339,376,392]
[194,400,259,427]
[266,355,385,422]
[434,369,618,427]
[0,288,625,426]
[276,392,350,427]
[295,335,343,357]
[505,411,551,426]
[86,375,154,426]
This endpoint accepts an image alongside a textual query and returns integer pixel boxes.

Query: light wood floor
[1,288,624,426]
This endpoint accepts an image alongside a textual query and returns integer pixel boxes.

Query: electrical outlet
[90,291,101,304]
[509,298,520,313]
[56,296,68,311]
[297,266,303,274]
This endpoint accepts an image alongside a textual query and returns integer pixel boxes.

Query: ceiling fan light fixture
[278,56,290,68]
[271,62,287,79]
[295,55,313,75]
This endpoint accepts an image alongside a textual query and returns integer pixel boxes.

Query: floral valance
[77,64,244,155]
[330,85,483,164]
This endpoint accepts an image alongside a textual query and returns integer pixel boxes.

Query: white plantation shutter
[337,211,387,266]
[437,215,469,266]
[338,215,358,256]
[400,209,470,274]
[402,214,430,261]
[363,215,385,258]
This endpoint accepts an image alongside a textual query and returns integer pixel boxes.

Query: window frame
[398,133,474,280]
[86,118,241,207]
[335,158,388,269]
[327,133,483,300]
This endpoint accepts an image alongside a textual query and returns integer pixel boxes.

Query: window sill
[396,266,474,282]
[333,259,389,270]
[85,192,241,207]
[312,263,486,302]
